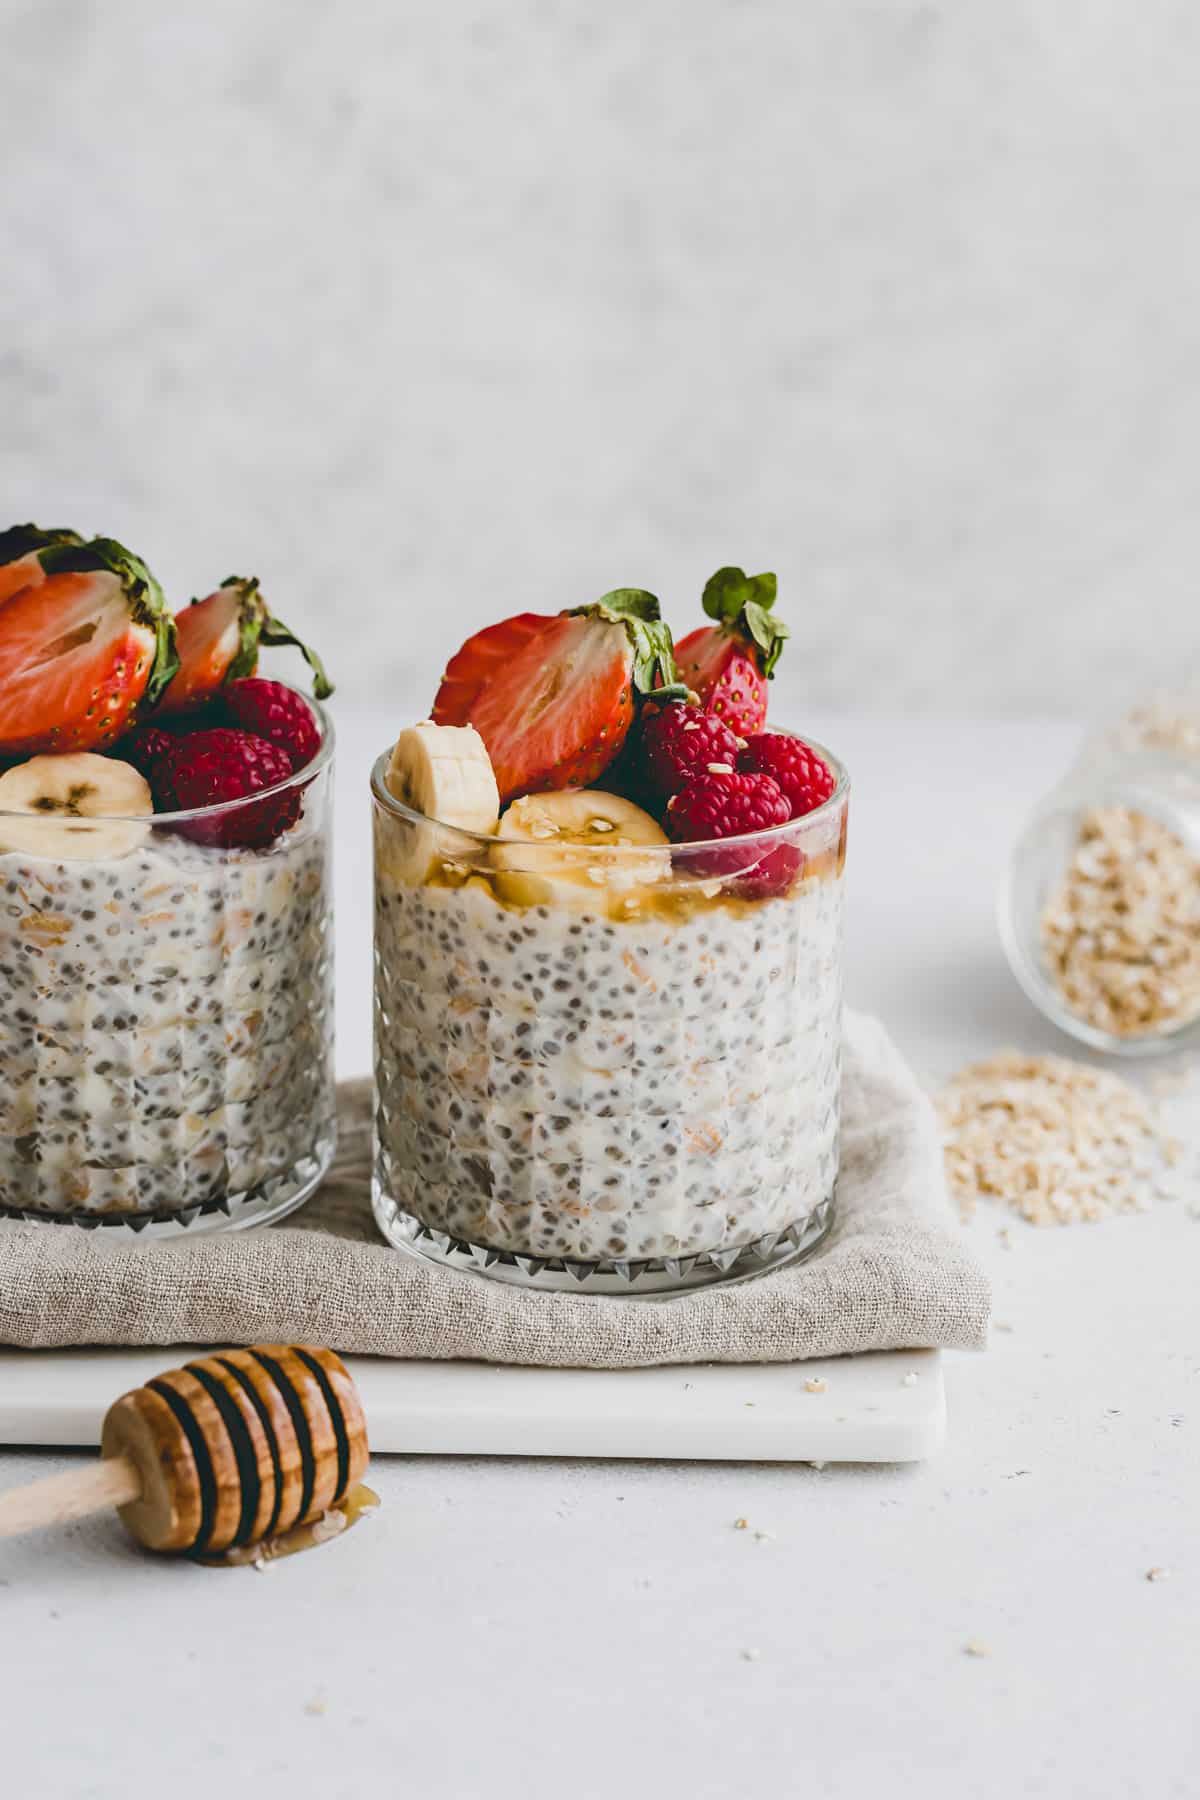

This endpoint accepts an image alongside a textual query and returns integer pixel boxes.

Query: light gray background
[3,0,1197,714]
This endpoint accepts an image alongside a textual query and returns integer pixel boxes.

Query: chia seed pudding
[0,744,336,1232]
[372,749,848,1294]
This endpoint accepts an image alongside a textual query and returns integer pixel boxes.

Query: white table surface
[1,705,1196,1800]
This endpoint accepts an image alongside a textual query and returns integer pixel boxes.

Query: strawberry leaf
[570,587,682,696]
[742,599,789,677]
[0,523,85,566]
[700,565,788,678]
[701,566,777,623]
[588,587,663,626]
[628,617,685,696]
[259,613,334,699]
[215,574,334,699]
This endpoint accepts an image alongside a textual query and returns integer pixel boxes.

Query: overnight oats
[0,526,335,1233]
[372,569,849,1293]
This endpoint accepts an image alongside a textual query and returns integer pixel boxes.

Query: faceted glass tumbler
[372,738,849,1296]
[0,700,336,1235]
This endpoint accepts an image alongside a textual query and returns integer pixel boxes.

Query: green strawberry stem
[40,535,180,705]
[0,523,85,565]
[218,574,334,699]
[701,565,790,678]
[572,587,684,698]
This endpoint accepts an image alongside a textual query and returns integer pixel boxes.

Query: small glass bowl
[0,695,337,1235]
[371,737,849,1295]
[1000,737,1200,1056]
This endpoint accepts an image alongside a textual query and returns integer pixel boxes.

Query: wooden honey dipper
[0,1344,369,1555]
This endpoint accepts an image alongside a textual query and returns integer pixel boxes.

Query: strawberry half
[0,533,177,756]
[674,566,790,737]
[159,576,332,716]
[432,590,682,804]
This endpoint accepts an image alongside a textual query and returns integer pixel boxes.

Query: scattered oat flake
[964,1639,991,1658]
[902,1372,919,1387]
[1145,1566,1171,1582]
[740,1648,761,1662]
[733,1518,749,1531]
[810,1460,827,1471]
[804,1377,827,1394]
[304,1698,327,1717]
[937,1050,1172,1227]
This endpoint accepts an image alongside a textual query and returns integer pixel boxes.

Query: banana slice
[382,720,501,884]
[0,753,153,861]
[490,789,669,913]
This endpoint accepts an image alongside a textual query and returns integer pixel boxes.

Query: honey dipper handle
[0,1453,142,1541]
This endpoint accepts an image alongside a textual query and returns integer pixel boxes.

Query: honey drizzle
[196,1483,380,1569]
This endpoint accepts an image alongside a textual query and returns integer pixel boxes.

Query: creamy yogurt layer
[374,866,843,1265]
[0,826,333,1219]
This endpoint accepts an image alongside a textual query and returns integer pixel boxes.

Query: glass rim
[370,728,849,851]
[0,687,335,825]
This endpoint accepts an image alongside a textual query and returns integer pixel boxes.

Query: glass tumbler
[372,739,849,1294]
[0,697,336,1233]
[1000,695,1200,1055]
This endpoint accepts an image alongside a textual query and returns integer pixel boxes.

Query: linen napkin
[0,1010,990,1367]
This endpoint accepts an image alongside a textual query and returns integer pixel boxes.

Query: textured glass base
[0,1116,337,1242]
[372,1178,835,1297]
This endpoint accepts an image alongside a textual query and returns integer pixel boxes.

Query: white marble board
[0,1346,944,1463]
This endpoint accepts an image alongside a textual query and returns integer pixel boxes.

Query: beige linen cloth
[0,1011,989,1366]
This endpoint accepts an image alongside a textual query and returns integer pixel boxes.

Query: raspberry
[666,769,790,842]
[738,733,834,819]
[637,702,743,804]
[223,677,322,772]
[666,768,799,897]
[166,728,301,848]
[120,725,181,807]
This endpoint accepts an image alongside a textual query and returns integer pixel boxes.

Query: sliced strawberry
[0,525,84,603]
[158,576,332,716]
[432,613,550,727]
[0,536,177,756]
[674,566,790,737]
[432,590,682,804]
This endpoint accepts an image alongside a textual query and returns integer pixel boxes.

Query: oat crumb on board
[936,1050,1178,1227]
[963,1639,992,1659]
[804,1377,827,1394]
[1145,1566,1171,1583]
